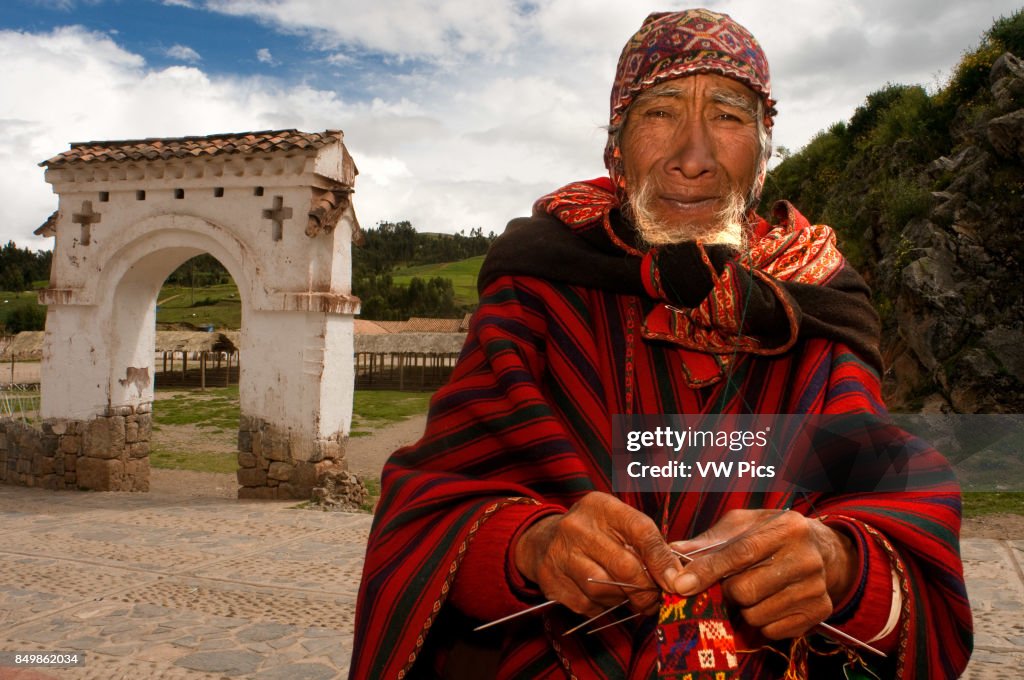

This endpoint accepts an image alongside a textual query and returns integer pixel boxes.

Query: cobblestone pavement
[0,485,1020,679]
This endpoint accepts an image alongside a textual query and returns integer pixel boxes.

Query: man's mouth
[657,195,718,211]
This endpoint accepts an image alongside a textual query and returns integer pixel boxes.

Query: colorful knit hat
[604,9,776,192]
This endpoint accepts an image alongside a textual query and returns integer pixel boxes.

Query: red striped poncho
[349,182,972,679]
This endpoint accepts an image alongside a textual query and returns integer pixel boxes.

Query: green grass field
[152,385,240,431]
[149,447,238,474]
[156,283,242,328]
[391,256,485,307]
[350,390,433,437]
[0,289,47,329]
[962,492,1024,518]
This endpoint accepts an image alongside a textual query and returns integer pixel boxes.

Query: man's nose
[664,118,716,179]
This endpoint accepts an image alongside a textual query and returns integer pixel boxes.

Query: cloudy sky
[1,0,1020,250]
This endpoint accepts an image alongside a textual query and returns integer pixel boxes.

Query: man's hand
[513,492,682,617]
[669,509,856,640]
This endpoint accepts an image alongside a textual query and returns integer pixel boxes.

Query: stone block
[314,439,341,463]
[60,435,81,455]
[289,461,316,490]
[251,431,263,457]
[83,417,126,459]
[126,458,150,491]
[238,414,255,432]
[136,402,152,414]
[0,432,7,450]
[237,429,252,453]
[136,413,152,440]
[267,461,293,481]
[125,421,140,444]
[64,453,77,472]
[38,456,56,476]
[76,457,125,491]
[41,435,59,454]
[237,451,257,468]
[236,467,267,487]
[290,460,336,492]
[264,434,291,462]
[104,405,135,417]
[238,486,276,500]
[129,442,149,459]
[276,482,305,500]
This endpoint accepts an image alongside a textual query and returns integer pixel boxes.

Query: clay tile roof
[405,317,465,333]
[370,317,466,334]
[40,128,344,168]
[354,319,389,335]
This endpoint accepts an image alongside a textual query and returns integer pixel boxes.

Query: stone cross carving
[262,196,293,241]
[72,200,102,246]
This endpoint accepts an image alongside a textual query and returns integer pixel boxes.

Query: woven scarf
[534,178,844,388]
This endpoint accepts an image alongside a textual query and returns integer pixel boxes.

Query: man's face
[620,73,761,247]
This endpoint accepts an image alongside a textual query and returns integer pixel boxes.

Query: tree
[5,303,45,333]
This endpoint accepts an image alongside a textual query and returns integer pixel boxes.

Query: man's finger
[671,534,770,595]
[603,502,682,592]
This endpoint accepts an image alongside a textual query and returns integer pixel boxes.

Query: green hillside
[391,256,485,307]
[2,255,486,333]
[156,283,242,328]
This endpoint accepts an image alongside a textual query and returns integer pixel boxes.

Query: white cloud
[207,0,531,60]
[162,0,197,7]
[166,43,201,62]
[256,47,275,65]
[4,0,1024,251]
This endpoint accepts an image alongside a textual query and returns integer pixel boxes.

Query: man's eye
[645,109,672,119]
[714,111,747,123]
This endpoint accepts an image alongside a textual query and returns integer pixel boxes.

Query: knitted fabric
[658,590,738,679]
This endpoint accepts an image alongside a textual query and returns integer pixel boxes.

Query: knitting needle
[475,542,726,633]
[473,599,557,632]
[586,611,644,635]
[562,599,629,636]
[587,577,658,590]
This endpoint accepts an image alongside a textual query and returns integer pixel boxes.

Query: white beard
[628,178,748,251]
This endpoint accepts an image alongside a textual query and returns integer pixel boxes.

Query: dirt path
[149,414,427,497]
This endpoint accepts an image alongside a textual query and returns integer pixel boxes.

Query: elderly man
[350,9,972,679]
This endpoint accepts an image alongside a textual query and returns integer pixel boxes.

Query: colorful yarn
[657,588,738,679]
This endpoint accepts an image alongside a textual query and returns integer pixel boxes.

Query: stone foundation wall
[236,415,346,500]
[0,404,151,491]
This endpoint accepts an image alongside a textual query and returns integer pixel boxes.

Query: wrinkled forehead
[630,75,760,111]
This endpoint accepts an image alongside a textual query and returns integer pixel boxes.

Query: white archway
[35,130,361,497]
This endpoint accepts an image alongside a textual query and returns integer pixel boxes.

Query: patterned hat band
[610,9,775,129]
[610,60,778,130]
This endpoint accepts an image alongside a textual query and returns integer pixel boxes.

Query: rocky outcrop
[881,52,1024,413]
[310,469,370,511]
